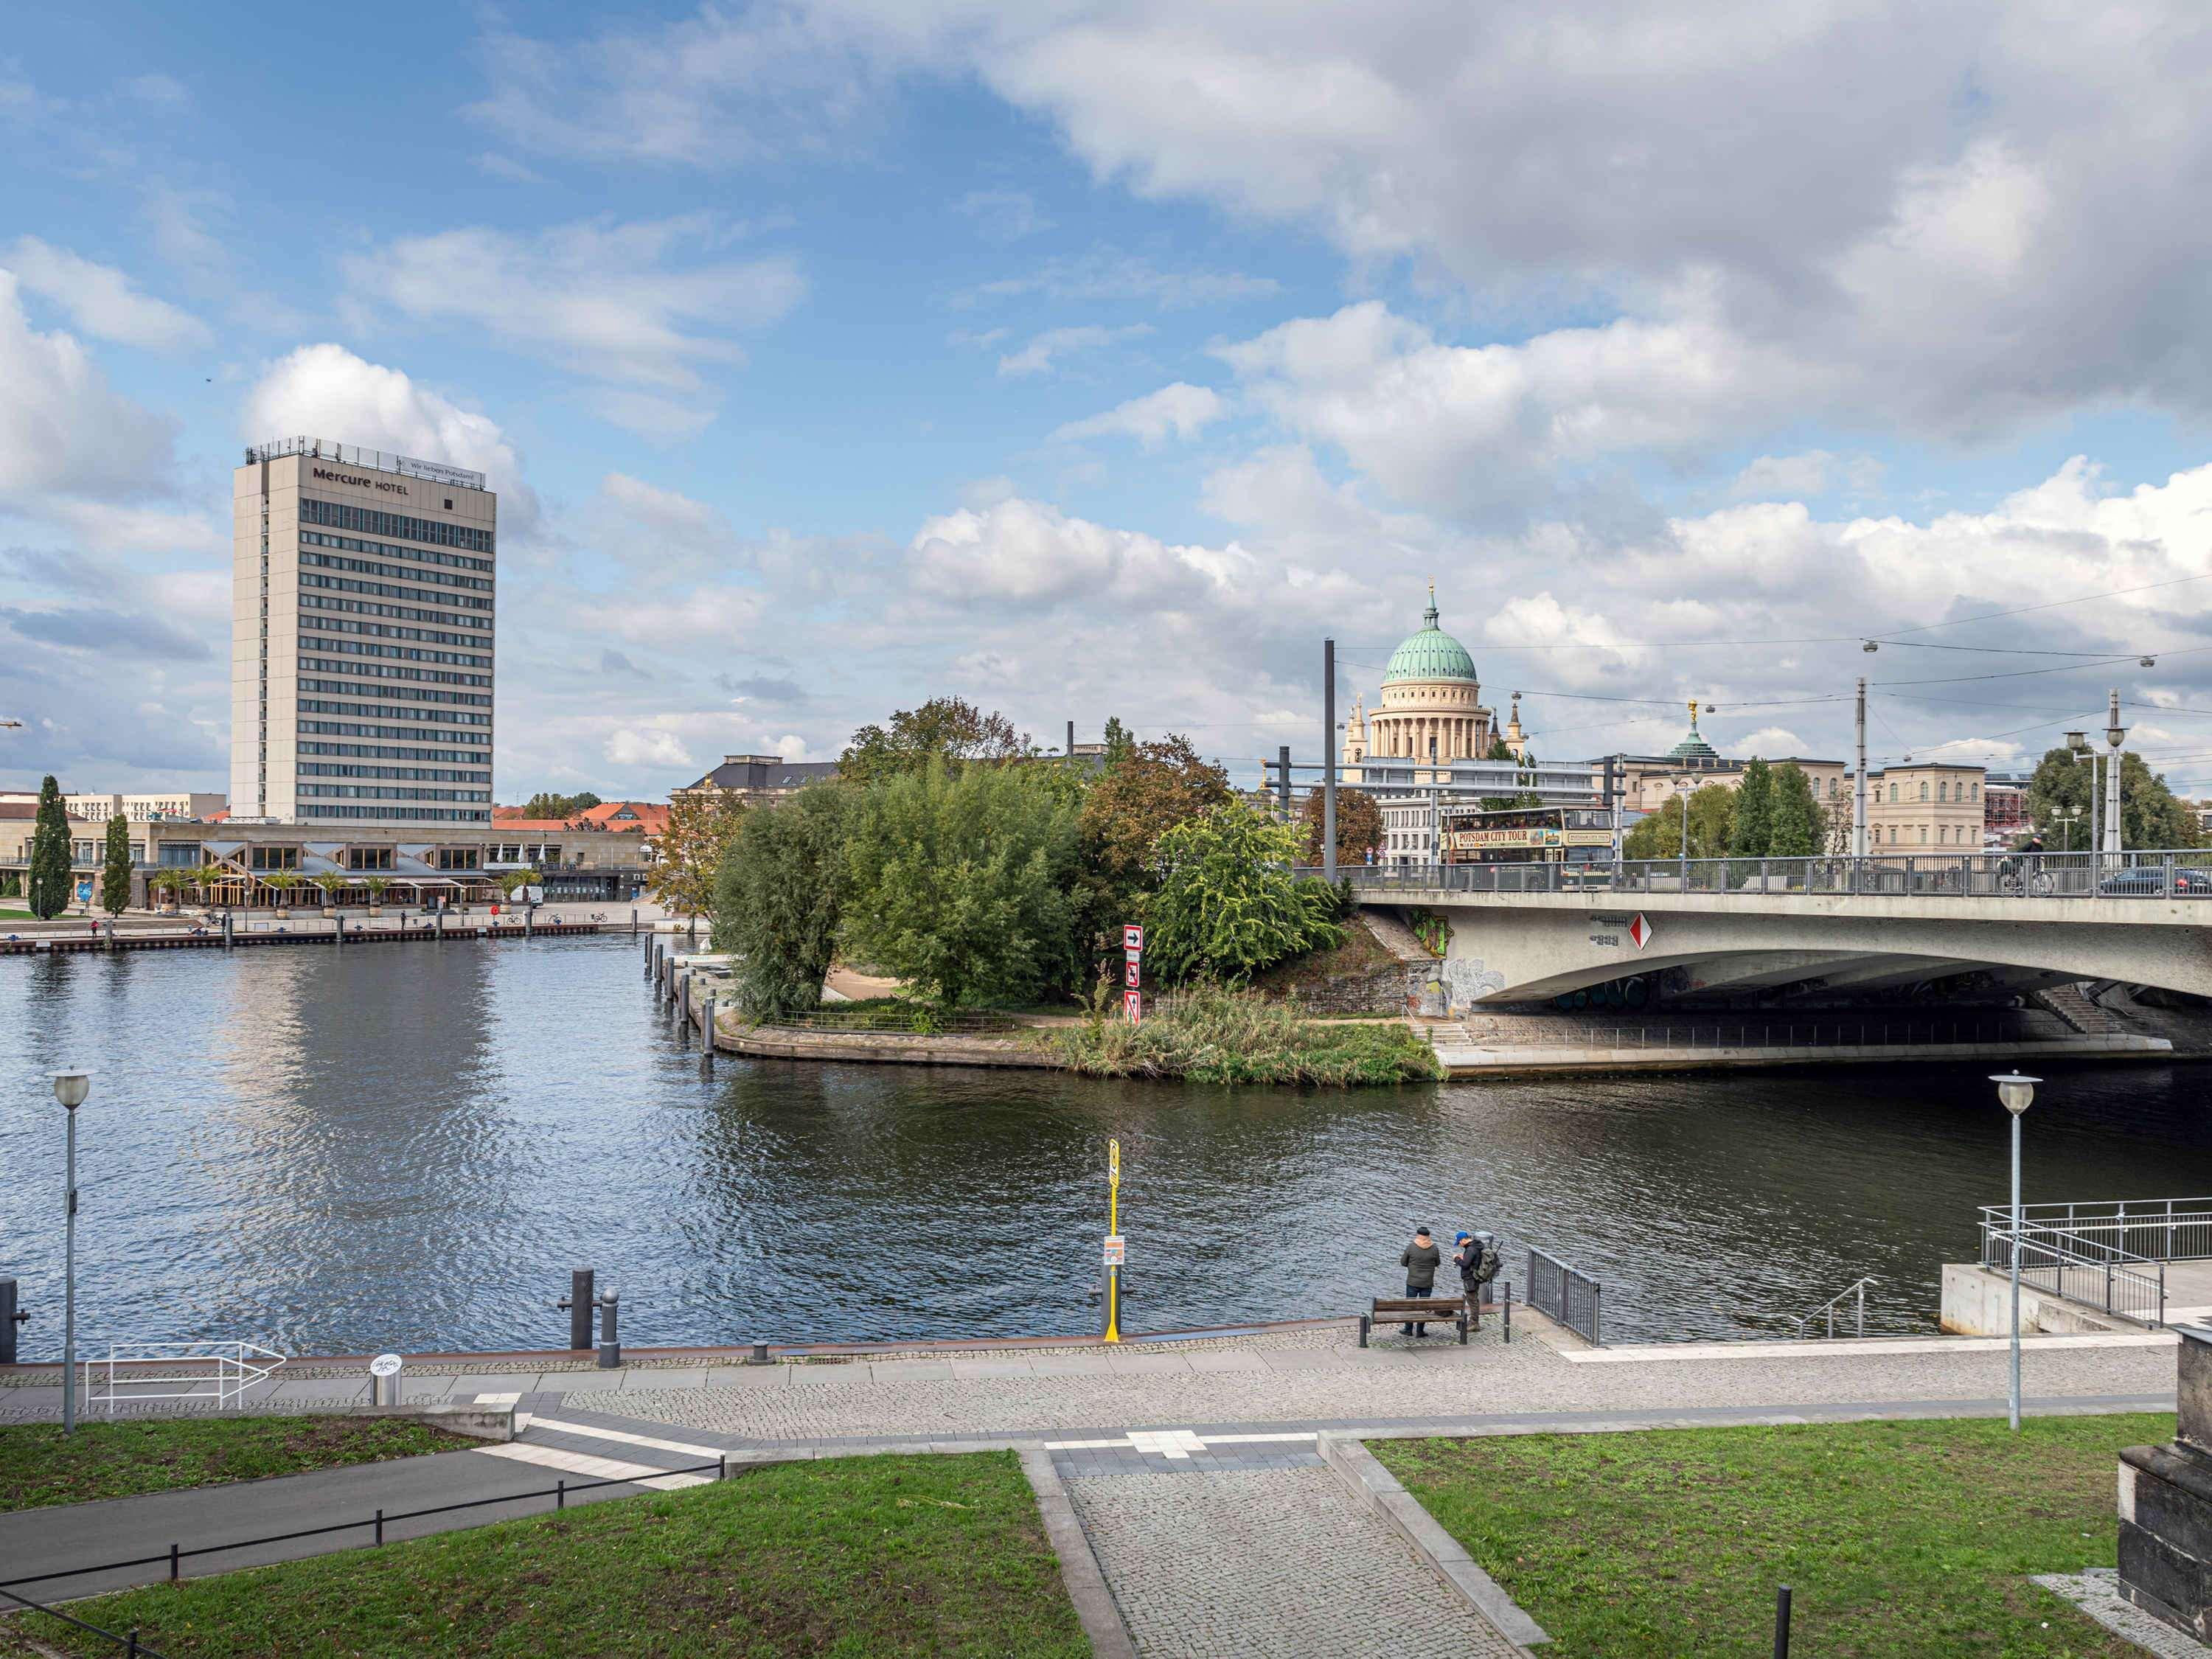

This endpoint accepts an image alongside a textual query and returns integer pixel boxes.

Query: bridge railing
[1323,849,2212,901]
[1979,1208,2168,1326]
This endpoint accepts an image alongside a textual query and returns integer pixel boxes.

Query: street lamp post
[49,1070,88,1436]
[1991,1072,2039,1432]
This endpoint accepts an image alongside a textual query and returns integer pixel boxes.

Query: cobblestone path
[1063,1456,1524,1658]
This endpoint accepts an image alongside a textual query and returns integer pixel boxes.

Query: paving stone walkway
[1065,1462,1523,1658]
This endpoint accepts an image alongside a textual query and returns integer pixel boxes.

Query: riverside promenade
[0,1318,2178,1656]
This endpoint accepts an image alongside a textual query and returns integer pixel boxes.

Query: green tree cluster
[1624,761,1824,864]
[711,700,1335,1015]
[841,762,1082,1006]
[2023,745,2198,849]
[519,790,602,819]
[1298,785,1382,866]
[1622,784,1736,860]
[1144,803,1343,985]
[28,775,71,919]
[838,697,1030,785]
[101,815,131,915]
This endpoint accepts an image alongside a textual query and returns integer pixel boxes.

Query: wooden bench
[1360,1295,1472,1346]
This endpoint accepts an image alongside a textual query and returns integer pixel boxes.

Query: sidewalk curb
[1018,1448,1139,1659]
[1318,1433,1551,1650]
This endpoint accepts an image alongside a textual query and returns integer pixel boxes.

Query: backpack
[1474,1245,1500,1284]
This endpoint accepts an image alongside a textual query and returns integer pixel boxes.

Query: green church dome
[1383,590,1478,685]
[1669,701,1719,761]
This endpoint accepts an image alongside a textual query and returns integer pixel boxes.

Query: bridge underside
[1371,891,2212,1006]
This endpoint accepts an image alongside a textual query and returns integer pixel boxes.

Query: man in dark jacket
[1455,1231,1501,1307]
[1400,1227,1442,1335]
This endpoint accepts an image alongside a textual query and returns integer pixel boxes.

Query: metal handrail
[1977,1197,2212,1263]
[1788,1276,1876,1338]
[1443,1017,2056,1051]
[1980,1211,2167,1327]
[1524,1246,1602,1346]
[87,1342,287,1413]
[1316,848,2212,900]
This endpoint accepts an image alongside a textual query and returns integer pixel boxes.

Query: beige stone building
[233,439,495,826]
[1862,762,1987,850]
[1615,706,1846,822]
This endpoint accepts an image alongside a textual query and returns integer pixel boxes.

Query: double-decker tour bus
[1437,803,1615,866]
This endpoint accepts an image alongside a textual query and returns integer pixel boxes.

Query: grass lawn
[30,1452,1088,1658]
[0,1418,467,1512]
[1376,1413,2171,1658]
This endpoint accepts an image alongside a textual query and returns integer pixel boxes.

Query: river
[5,934,2211,1357]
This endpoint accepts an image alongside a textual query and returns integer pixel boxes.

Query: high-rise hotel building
[232,439,495,824]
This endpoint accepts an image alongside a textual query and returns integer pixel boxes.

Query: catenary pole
[2106,687,2124,855]
[1854,676,1868,858]
[1323,639,1338,883]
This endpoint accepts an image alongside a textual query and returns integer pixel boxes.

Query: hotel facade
[232,439,495,826]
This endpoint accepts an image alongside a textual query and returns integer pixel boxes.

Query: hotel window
[345,846,395,871]
[159,844,202,868]
[250,846,300,871]
[434,847,479,871]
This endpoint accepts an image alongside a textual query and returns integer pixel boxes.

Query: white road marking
[526,1416,728,1461]
[473,1440,709,1490]
[1042,1428,1320,1453]
[473,1392,521,1405]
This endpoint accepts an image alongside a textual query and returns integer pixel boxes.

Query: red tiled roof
[0,802,38,820]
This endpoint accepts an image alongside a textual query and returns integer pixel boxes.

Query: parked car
[2098,865,2212,896]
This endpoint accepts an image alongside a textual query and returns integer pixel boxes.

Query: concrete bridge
[1344,852,2212,1006]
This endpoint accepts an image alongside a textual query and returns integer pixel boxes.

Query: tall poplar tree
[28,775,72,919]
[1729,758,1775,858]
[1767,763,1822,857]
[101,814,132,914]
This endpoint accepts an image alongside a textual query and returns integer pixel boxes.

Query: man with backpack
[1455,1231,1501,1315]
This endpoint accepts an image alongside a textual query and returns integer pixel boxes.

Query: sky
[7,1,2212,801]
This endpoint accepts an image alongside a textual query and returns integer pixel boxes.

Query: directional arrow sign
[1628,913,1652,950]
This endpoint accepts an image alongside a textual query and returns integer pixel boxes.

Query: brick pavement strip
[593,1331,2178,1444]
[1065,1466,1526,1658]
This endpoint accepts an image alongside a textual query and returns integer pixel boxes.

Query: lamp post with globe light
[49,1070,88,1436]
[1991,1072,2038,1431]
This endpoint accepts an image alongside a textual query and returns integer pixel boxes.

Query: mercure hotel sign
[311,465,411,498]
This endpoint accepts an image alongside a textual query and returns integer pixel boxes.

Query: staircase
[2034,982,2129,1035]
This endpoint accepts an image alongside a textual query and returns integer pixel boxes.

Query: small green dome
[1383,591,1478,685]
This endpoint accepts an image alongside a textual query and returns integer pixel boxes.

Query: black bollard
[1503,1280,1512,1344]
[557,1270,595,1352]
[0,1279,24,1366]
[1773,1585,1792,1658]
[700,992,716,1076]
[597,1289,621,1368]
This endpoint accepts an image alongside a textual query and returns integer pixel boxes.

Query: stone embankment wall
[1287,911,1439,1015]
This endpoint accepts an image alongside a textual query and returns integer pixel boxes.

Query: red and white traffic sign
[1123,924,1144,952]
[1627,913,1652,950]
[1124,989,1143,1024]
[1125,959,1141,987]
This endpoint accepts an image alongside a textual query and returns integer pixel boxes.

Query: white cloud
[970,248,1278,309]
[956,189,1052,244]
[1217,300,1804,515]
[341,214,805,393]
[605,727,695,768]
[3,237,210,352]
[1728,451,1884,501]
[43,501,222,554]
[1054,382,1224,447]
[239,344,540,532]
[997,323,1150,379]
[0,271,177,501]
[766,733,813,761]
[908,494,1251,607]
[1732,728,1808,758]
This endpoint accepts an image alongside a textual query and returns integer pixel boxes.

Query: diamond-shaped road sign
[1627,913,1652,950]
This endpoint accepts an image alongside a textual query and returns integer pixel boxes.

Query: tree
[1729,758,1774,859]
[653,789,748,918]
[838,697,1030,785]
[100,815,131,915]
[1299,787,1383,865]
[840,762,1082,1006]
[27,775,70,919]
[520,790,601,820]
[1144,802,1343,986]
[1767,763,1822,858]
[712,783,858,1018]
[1622,785,1736,860]
[2023,746,2199,849]
[1079,734,1232,907]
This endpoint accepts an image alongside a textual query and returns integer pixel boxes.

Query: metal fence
[1979,1210,2167,1326]
[0,1457,730,1609]
[1525,1246,1602,1346]
[1452,1017,2038,1051]
[1980,1197,2212,1263]
[1328,849,2212,901]
[1,1585,166,1658]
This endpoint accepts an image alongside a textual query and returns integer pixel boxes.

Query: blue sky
[7,1,2212,800]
